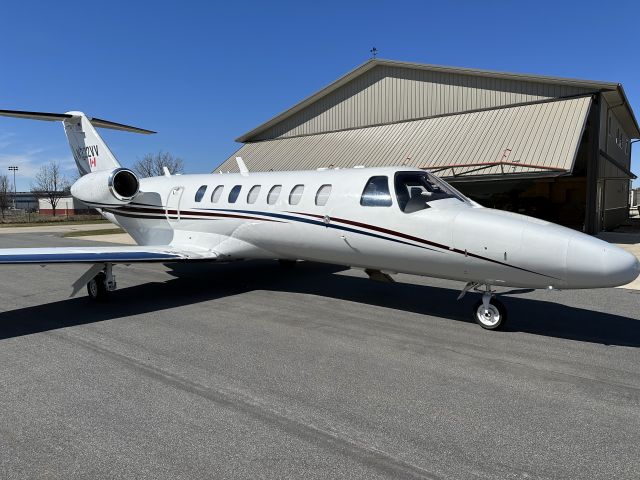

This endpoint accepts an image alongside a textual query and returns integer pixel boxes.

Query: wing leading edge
[0,245,218,265]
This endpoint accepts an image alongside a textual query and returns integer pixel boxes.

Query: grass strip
[1,219,110,228]
[63,228,125,238]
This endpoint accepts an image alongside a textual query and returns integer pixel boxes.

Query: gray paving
[0,222,117,234]
[1,232,639,479]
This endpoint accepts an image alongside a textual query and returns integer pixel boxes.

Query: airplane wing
[0,244,218,264]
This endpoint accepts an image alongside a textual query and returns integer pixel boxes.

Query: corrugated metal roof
[217,96,592,178]
[250,65,593,141]
[236,58,639,142]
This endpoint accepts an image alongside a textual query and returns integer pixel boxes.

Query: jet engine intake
[71,168,140,206]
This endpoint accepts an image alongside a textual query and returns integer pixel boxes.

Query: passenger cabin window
[194,185,207,202]
[360,176,392,207]
[395,171,467,213]
[228,185,242,203]
[211,185,224,203]
[289,185,304,205]
[247,185,261,204]
[267,185,282,205]
[315,184,332,206]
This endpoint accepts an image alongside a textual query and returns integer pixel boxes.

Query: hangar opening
[216,59,639,233]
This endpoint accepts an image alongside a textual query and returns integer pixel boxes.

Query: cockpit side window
[394,171,467,213]
[360,176,392,207]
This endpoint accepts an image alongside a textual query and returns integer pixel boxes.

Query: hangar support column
[585,94,600,234]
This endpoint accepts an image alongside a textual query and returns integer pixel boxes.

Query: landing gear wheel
[472,298,507,330]
[87,272,108,301]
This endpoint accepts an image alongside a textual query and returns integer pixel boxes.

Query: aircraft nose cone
[566,235,639,288]
[602,245,640,287]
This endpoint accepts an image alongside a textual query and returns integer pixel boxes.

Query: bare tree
[31,162,71,217]
[0,174,10,219]
[133,151,184,178]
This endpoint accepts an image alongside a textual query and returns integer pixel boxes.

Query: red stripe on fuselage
[110,204,282,223]
[289,211,560,280]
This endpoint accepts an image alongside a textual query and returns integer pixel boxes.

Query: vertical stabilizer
[63,112,121,175]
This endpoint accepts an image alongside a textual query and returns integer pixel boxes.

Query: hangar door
[218,96,593,180]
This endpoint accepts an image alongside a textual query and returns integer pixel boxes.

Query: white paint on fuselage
[107,167,639,290]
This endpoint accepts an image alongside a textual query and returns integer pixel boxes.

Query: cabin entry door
[166,186,184,224]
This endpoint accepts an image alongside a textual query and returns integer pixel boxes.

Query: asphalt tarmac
[1,232,639,479]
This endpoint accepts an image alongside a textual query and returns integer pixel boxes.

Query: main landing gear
[86,263,117,301]
[458,282,507,330]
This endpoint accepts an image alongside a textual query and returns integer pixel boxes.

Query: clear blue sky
[1,0,639,191]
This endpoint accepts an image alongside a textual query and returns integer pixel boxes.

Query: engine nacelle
[71,168,140,206]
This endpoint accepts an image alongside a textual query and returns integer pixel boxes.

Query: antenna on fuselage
[236,157,249,177]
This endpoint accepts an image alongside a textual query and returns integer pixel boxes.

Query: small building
[217,59,639,232]
[38,196,93,216]
[9,192,38,211]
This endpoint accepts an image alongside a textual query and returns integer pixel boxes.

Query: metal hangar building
[216,59,639,233]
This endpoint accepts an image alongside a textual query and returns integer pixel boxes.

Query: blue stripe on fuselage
[197,208,441,253]
[101,203,439,252]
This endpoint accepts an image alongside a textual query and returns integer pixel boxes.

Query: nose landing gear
[459,282,507,330]
[472,294,507,330]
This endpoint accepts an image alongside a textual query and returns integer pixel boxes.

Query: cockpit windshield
[394,171,470,213]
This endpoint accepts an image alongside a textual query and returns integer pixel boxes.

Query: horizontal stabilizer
[86,117,156,134]
[0,109,72,122]
[0,109,155,134]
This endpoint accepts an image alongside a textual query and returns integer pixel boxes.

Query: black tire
[472,298,507,330]
[87,272,108,301]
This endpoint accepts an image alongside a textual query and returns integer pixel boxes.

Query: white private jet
[0,110,638,330]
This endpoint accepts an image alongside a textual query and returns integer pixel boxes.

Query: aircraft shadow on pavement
[0,260,639,347]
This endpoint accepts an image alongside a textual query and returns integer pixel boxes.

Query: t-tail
[0,109,155,176]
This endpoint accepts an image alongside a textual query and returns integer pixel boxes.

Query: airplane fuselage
[98,167,639,290]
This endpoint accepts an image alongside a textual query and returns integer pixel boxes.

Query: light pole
[8,166,18,209]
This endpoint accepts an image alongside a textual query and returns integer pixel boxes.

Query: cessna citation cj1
[0,110,638,330]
